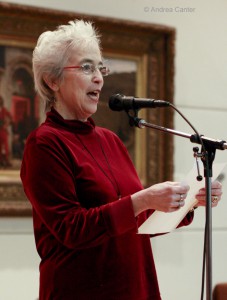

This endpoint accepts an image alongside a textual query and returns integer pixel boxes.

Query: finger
[179,182,190,193]
[211,195,220,205]
[197,195,221,207]
[212,201,219,207]
[176,200,185,209]
[196,188,222,198]
[197,181,222,194]
[174,193,187,203]
[172,197,185,209]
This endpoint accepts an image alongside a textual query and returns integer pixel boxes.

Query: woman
[20,20,222,300]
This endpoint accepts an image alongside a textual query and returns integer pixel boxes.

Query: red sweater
[21,109,193,300]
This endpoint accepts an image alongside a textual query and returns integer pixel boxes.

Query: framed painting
[0,2,175,216]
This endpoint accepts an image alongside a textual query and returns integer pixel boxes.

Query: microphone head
[109,93,170,111]
[109,94,125,111]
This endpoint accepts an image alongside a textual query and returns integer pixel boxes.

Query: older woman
[20,20,222,300]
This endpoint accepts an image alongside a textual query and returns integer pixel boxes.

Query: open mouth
[87,91,100,101]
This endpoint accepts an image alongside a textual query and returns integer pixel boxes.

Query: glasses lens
[80,63,110,77]
[99,66,110,77]
[81,63,93,74]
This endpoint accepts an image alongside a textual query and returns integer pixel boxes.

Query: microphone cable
[168,103,209,300]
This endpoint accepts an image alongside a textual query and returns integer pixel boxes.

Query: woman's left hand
[195,180,222,207]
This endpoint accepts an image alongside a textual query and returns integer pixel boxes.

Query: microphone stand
[129,115,227,300]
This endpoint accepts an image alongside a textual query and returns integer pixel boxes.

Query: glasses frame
[63,63,110,77]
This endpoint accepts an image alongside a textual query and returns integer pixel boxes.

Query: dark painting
[0,45,39,170]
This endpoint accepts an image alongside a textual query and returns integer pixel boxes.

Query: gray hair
[32,19,101,111]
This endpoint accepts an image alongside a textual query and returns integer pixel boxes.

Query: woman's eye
[82,64,92,71]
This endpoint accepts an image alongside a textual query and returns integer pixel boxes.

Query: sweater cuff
[178,210,194,228]
[101,196,138,237]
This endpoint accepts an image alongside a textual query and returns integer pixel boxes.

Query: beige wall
[1,0,227,299]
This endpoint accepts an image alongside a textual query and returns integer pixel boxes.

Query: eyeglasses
[63,63,110,77]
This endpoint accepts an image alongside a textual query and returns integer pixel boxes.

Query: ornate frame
[0,3,175,216]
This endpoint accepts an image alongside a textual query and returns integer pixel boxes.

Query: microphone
[109,94,170,111]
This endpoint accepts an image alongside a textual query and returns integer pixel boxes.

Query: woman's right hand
[131,181,190,216]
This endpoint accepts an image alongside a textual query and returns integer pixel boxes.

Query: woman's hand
[131,181,190,216]
[195,180,222,207]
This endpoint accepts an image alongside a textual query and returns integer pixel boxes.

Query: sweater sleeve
[20,134,138,251]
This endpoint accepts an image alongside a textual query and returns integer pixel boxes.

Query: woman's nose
[92,69,104,85]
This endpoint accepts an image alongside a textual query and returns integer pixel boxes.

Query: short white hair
[32,19,101,111]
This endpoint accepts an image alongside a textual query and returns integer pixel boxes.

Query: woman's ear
[43,74,59,92]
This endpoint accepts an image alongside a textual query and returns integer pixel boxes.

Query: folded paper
[138,162,226,234]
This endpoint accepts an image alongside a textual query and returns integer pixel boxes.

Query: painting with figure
[0,50,137,169]
[0,45,39,170]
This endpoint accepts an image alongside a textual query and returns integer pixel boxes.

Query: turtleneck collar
[45,108,95,134]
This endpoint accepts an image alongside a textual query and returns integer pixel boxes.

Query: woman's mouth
[87,90,100,101]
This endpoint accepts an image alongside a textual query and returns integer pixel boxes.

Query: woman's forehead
[69,45,102,64]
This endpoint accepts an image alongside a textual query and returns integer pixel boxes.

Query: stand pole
[202,146,216,300]
[205,176,212,300]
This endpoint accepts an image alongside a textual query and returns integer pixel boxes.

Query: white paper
[138,162,226,234]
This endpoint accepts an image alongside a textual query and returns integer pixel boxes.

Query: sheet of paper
[138,162,226,234]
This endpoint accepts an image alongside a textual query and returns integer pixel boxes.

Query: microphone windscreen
[108,94,124,111]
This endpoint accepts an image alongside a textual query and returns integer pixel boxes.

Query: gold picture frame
[0,3,175,216]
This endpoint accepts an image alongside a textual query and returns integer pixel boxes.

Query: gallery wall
[0,1,227,299]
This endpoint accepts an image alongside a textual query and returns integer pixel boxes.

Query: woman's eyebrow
[79,58,103,65]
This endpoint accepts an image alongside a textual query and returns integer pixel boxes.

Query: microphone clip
[125,108,140,127]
